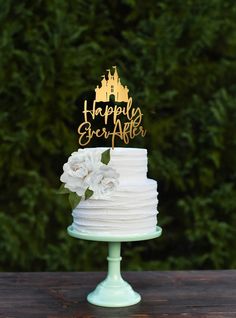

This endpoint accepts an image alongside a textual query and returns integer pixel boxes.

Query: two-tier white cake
[71,147,158,235]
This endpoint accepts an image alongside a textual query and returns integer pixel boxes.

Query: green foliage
[0,0,236,271]
[84,188,93,200]
[68,192,81,210]
[101,149,111,165]
[58,184,70,194]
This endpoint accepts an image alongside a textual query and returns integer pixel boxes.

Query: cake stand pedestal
[67,225,162,308]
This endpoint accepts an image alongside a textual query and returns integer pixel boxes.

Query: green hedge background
[0,0,236,271]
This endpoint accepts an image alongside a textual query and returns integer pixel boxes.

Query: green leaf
[85,187,94,200]
[57,183,71,194]
[101,149,110,165]
[69,192,82,209]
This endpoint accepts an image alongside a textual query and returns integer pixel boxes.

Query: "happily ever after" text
[78,97,146,148]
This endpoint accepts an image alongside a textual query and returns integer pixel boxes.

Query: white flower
[87,166,119,199]
[60,148,119,200]
[60,149,102,196]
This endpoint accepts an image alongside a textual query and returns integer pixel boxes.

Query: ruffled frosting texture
[71,147,159,235]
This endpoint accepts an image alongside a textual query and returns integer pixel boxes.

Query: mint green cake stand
[67,225,162,308]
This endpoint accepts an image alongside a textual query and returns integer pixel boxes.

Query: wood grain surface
[0,271,235,318]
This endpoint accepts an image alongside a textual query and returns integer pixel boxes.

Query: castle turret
[113,66,118,82]
[101,75,106,86]
[107,69,111,80]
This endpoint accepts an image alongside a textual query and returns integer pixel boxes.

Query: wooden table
[0,271,235,317]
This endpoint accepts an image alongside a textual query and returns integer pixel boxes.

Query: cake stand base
[87,276,141,307]
[67,225,162,308]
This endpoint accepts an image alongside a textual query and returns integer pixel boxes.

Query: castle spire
[106,69,111,79]
[101,75,106,86]
[113,66,118,81]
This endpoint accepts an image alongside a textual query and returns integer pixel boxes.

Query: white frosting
[71,147,159,235]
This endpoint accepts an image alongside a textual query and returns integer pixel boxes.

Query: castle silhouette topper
[95,66,129,102]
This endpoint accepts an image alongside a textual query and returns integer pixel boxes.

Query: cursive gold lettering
[78,95,147,148]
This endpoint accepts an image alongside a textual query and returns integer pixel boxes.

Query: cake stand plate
[67,225,162,307]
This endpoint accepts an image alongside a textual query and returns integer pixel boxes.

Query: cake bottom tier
[71,180,158,235]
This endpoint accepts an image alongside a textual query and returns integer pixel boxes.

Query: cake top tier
[87,147,148,183]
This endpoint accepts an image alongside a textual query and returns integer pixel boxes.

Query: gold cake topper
[95,66,129,102]
[78,66,146,148]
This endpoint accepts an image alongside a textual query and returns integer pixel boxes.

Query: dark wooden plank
[0,271,235,318]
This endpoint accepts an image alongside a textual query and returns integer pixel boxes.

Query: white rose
[60,149,102,196]
[87,165,119,199]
